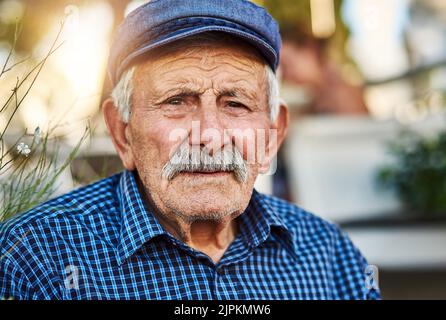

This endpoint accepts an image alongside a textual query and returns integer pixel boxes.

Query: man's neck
[157,214,239,263]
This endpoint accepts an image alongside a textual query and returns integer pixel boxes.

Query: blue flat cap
[108,0,281,85]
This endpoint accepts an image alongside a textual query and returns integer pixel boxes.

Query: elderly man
[0,0,379,300]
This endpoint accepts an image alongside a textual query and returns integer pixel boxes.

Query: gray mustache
[161,143,248,182]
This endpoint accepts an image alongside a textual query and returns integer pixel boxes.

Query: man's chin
[167,171,243,190]
[165,196,241,222]
[173,208,238,223]
[176,189,236,207]
[158,170,254,221]
[163,184,243,217]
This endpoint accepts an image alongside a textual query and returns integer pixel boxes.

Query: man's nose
[189,101,227,153]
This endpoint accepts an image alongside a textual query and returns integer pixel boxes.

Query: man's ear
[258,100,289,174]
[102,98,136,170]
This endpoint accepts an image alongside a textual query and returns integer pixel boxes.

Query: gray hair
[111,35,281,123]
[161,142,248,183]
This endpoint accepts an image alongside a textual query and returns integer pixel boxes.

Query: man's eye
[227,101,246,109]
[166,97,183,105]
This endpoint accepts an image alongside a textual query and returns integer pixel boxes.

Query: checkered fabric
[0,170,380,300]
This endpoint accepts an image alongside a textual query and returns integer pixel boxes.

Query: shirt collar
[116,170,296,265]
[116,170,167,266]
[238,189,296,252]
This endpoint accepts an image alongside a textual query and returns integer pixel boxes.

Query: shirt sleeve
[0,230,36,300]
[331,225,381,300]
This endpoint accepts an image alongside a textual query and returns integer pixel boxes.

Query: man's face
[120,41,280,221]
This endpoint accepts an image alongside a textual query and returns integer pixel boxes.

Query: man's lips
[180,171,232,177]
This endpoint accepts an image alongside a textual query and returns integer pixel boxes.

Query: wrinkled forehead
[133,45,268,95]
[131,34,268,80]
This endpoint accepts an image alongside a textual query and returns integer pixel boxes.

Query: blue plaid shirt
[0,170,380,300]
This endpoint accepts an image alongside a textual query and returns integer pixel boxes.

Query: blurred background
[1,0,446,299]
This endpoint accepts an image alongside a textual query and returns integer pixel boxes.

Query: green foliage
[0,21,89,222]
[377,130,446,217]
[0,126,90,222]
[259,0,350,64]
